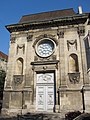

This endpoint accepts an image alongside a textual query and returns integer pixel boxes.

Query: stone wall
[2,15,90,115]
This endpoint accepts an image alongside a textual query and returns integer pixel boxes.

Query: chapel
[2,7,90,114]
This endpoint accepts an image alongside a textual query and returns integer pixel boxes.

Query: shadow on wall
[84,33,90,70]
[84,33,90,79]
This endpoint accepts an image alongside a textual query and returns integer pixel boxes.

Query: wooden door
[36,73,55,112]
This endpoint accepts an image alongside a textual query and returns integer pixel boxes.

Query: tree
[0,70,6,100]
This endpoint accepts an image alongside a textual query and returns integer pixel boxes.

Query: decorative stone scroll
[68,72,80,84]
[37,73,54,83]
[10,37,16,43]
[57,29,64,39]
[27,35,33,42]
[36,34,56,40]
[33,34,58,48]
[78,26,85,36]
[13,75,23,85]
[17,44,25,54]
[67,39,77,51]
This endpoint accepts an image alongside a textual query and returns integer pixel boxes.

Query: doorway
[36,72,55,112]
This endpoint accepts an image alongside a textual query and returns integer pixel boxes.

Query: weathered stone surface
[3,8,90,115]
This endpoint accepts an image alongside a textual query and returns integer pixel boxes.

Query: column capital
[57,29,64,39]
[77,26,85,36]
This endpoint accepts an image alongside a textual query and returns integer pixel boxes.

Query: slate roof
[19,8,76,23]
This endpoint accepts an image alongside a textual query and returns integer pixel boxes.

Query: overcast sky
[0,0,90,55]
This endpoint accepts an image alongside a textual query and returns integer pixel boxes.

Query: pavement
[0,112,65,120]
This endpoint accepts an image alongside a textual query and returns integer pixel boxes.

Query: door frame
[36,70,56,112]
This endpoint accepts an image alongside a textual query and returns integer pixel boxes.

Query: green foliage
[0,70,6,99]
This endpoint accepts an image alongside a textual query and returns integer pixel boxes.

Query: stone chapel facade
[2,8,90,115]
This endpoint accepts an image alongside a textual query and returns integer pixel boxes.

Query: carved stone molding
[17,44,25,54]
[36,34,55,40]
[10,37,16,43]
[33,34,58,47]
[57,29,64,39]
[13,75,24,85]
[52,55,56,60]
[67,39,77,51]
[27,35,33,42]
[78,26,85,36]
[31,60,59,65]
[34,56,38,61]
[68,72,80,84]
[34,55,57,62]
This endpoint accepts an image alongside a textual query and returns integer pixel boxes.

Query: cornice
[31,60,59,65]
[6,13,89,33]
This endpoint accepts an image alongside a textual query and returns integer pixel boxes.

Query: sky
[0,0,90,55]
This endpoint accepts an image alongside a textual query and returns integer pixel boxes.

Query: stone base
[1,104,36,116]
[1,108,22,116]
[84,86,90,113]
[55,105,60,113]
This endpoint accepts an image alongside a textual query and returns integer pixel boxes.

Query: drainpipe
[57,88,60,113]
[21,91,24,115]
[80,86,85,113]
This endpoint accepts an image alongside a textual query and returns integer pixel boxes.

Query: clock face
[36,39,55,57]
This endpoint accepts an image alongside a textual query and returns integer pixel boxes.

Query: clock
[36,38,55,57]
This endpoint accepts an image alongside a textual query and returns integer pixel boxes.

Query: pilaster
[57,29,66,87]
[78,26,89,84]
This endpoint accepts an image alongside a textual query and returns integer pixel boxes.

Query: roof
[0,51,8,60]
[19,8,76,23]
[6,8,89,33]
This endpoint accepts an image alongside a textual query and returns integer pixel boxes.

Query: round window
[36,38,55,57]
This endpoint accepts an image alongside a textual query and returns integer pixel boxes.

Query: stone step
[0,115,17,120]
[17,112,65,120]
[0,112,65,120]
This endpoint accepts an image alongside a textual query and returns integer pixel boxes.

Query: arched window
[69,54,79,73]
[15,58,23,75]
